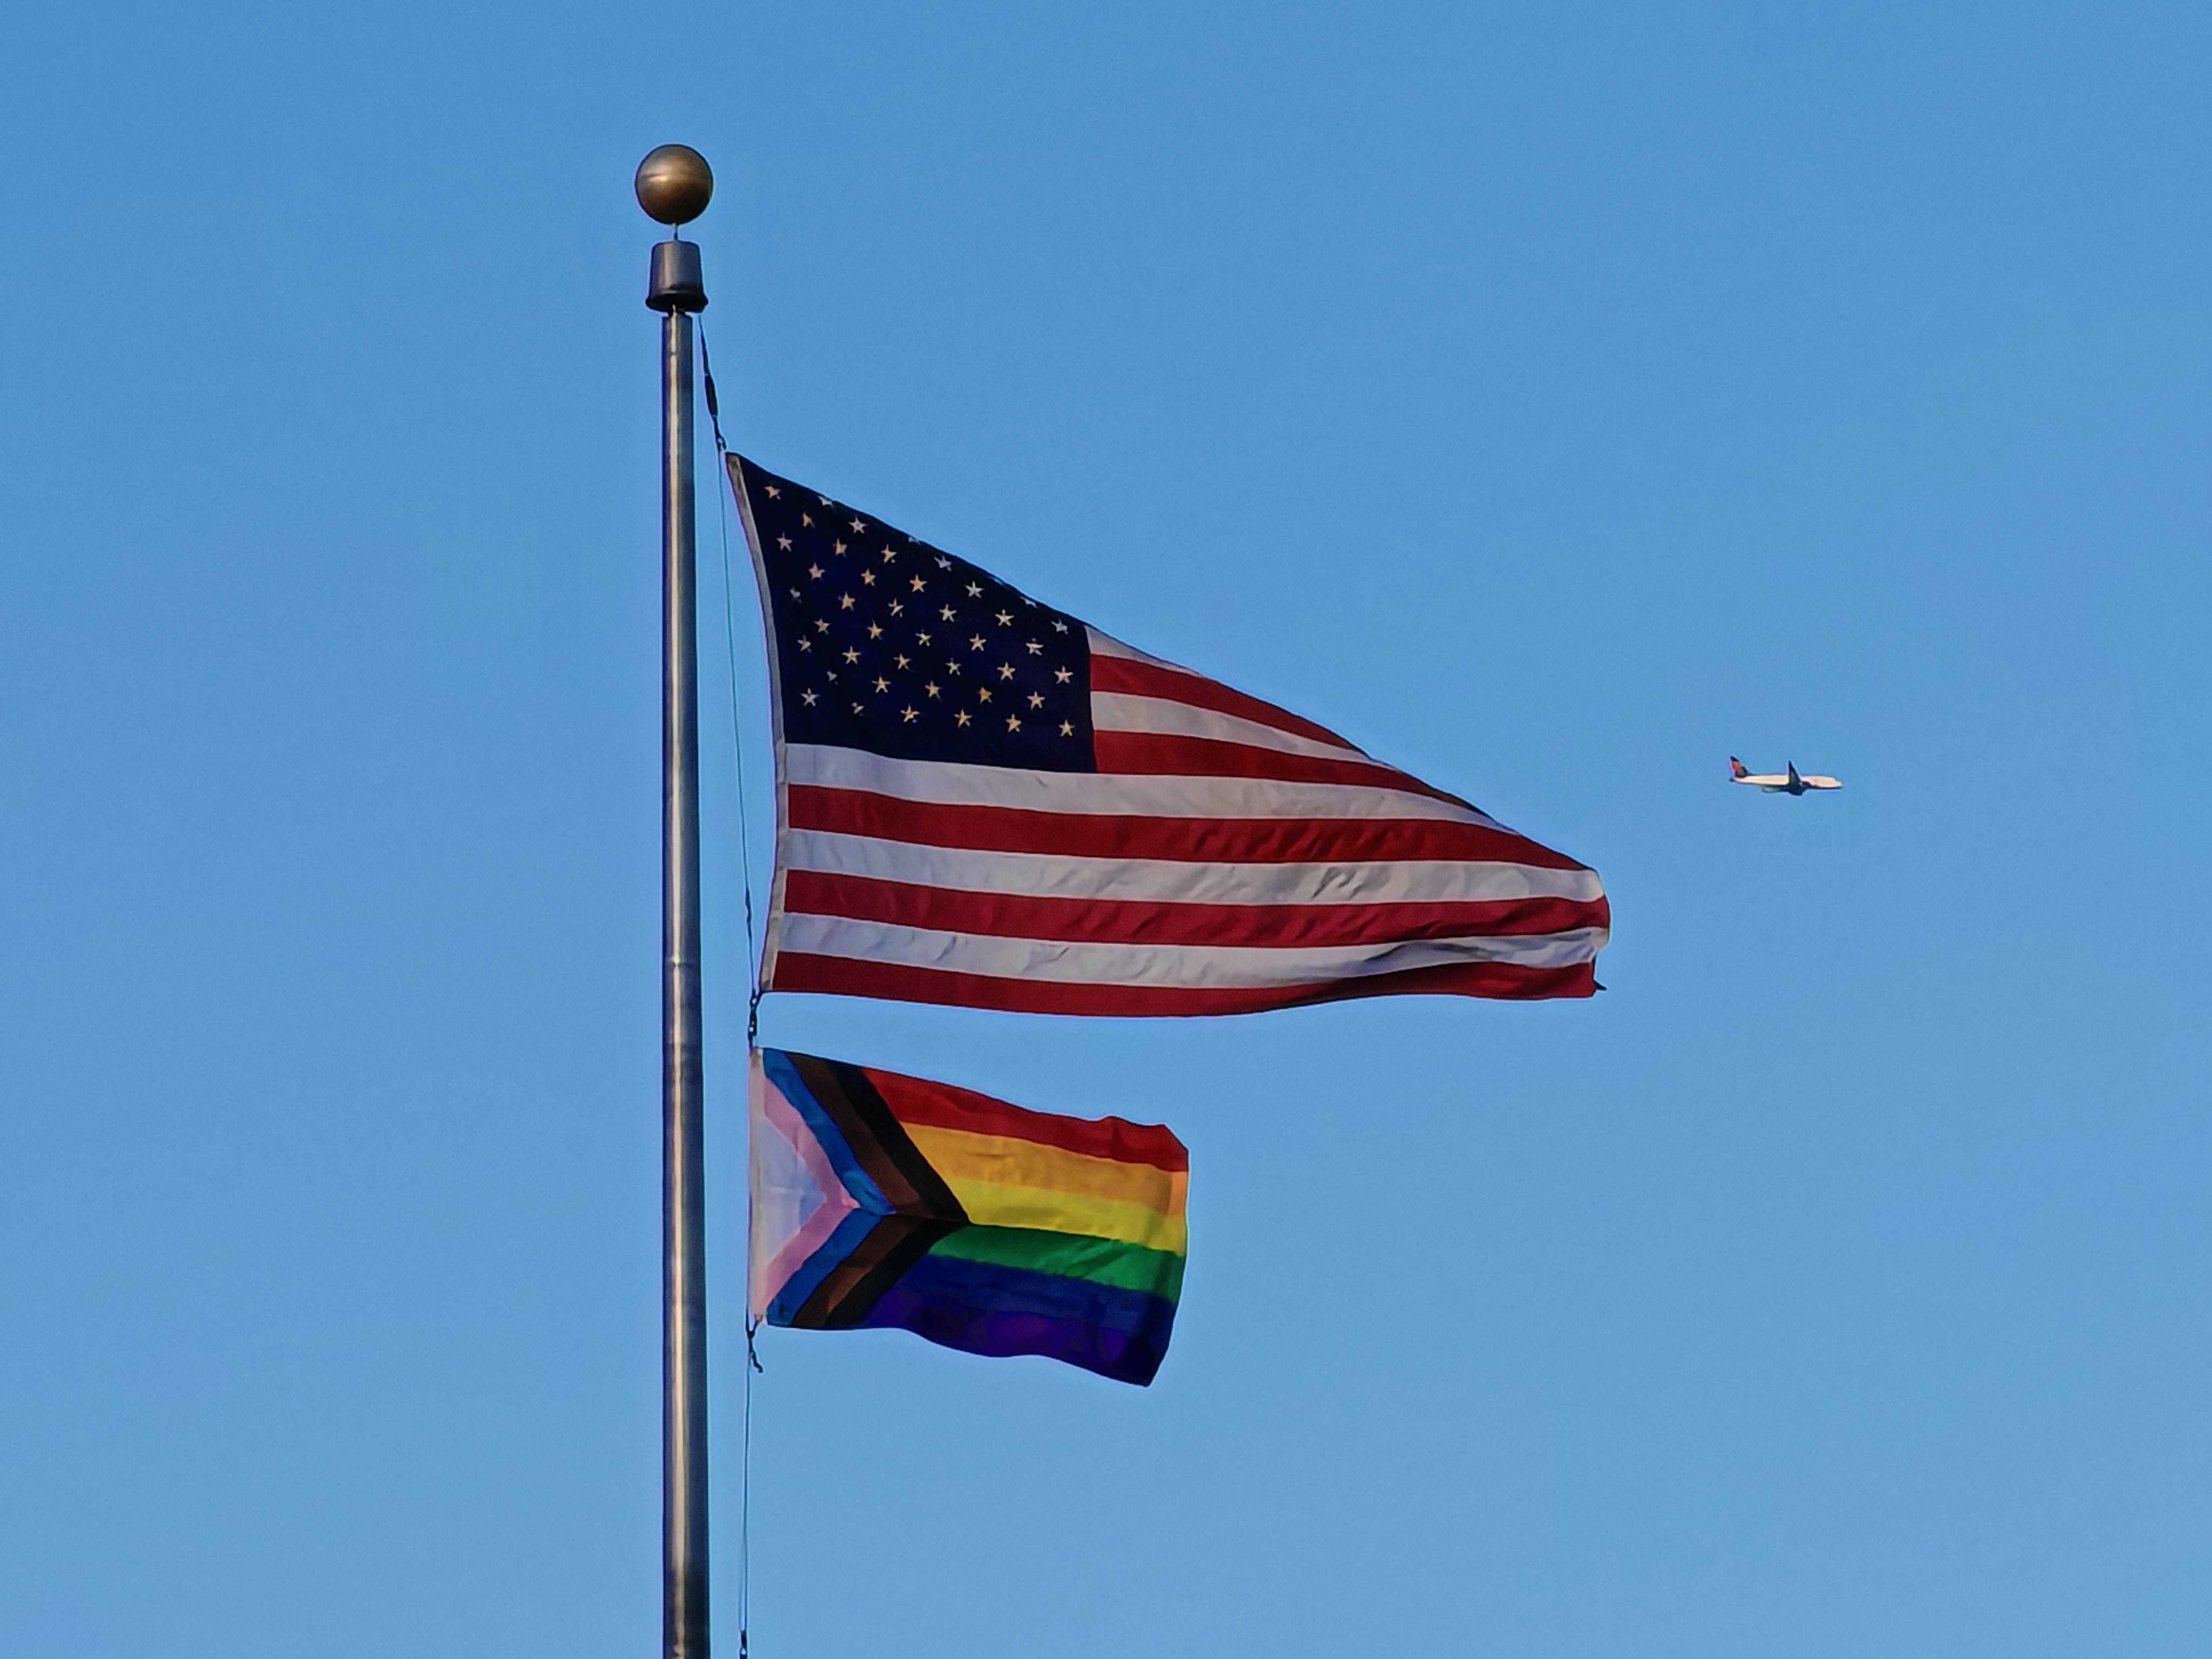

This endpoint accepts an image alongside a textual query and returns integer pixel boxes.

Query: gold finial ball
[635,144,714,225]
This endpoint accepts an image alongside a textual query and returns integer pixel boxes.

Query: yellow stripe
[938,1180,1188,1252]
[907,1125,1188,1253]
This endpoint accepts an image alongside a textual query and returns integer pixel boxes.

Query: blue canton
[737,457,1096,772]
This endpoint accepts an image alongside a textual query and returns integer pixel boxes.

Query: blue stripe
[765,1206,880,1326]
[852,1252,1179,1386]
[759,1046,889,1216]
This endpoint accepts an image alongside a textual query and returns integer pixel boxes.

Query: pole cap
[635,145,714,226]
[648,240,707,313]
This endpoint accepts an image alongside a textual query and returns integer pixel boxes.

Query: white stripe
[1090,691,1366,763]
[1086,627,1189,672]
[777,915,1608,988]
[782,828,1606,906]
[784,743,1509,828]
[1088,625,1365,755]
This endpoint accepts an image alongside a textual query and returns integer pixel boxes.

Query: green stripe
[928,1225,1184,1302]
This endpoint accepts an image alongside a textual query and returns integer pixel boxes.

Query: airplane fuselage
[1729,758,1841,794]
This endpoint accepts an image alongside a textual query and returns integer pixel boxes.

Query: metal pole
[638,145,714,1659]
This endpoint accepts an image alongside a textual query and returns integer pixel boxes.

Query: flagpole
[638,143,714,1659]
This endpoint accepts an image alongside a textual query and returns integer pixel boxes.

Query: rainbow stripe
[748,1047,1187,1386]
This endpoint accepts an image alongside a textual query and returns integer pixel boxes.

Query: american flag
[729,454,1608,1016]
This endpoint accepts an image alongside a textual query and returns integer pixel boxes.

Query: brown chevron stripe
[789,1051,966,1222]
[790,1213,964,1329]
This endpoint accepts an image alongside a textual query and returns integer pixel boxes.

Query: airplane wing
[1798,774,1843,790]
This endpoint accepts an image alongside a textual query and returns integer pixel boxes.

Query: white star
[910,575,926,592]
[833,540,846,556]
[861,570,876,586]
[1051,620,1069,633]
[867,623,883,639]
[807,564,822,579]
[797,638,813,652]
[893,653,910,669]
[842,648,860,664]
[1058,720,1074,736]
[995,610,1012,626]
[966,582,983,597]
[873,676,889,692]
[888,602,905,616]
[997,664,1015,680]
[945,660,961,675]
[969,635,985,651]
[800,690,817,706]
[954,710,971,727]
[1024,640,1042,655]
[788,588,800,600]
[881,547,897,562]
[814,619,830,633]
[849,517,867,532]
[924,682,941,698]
[939,605,956,621]
[1006,715,1022,732]
[852,702,864,714]
[800,512,812,527]
[977,687,992,704]
[901,706,918,722]
[764,485,780,499]
[935,556,951,570]
[838,594,856,610]
[1053,667,1072,684]
[916,631,932,645]
[777,535,792,550]
[1027,692,1044,708]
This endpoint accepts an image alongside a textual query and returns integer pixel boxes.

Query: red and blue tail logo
[1728,756,1748,779]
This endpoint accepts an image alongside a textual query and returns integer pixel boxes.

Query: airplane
[1730,757,1841,795]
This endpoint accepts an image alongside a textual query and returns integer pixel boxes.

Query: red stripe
[859,1069,1188,1171]
[788,785,1589,871]
[771,953,1598,1013]
[1092,732,1476,810]
[1089,653,1356,750]
[784,871,1609,949]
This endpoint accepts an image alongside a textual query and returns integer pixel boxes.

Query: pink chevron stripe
[753,1072,859,1312]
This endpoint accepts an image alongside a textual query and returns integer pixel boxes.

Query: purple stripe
[855,1253,1176,1386]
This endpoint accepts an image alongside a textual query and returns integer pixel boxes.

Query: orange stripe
[906,1125,1187,1252]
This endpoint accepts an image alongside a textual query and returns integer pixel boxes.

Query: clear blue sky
[4,3,2208,1654]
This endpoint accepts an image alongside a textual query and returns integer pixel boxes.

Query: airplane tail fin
[1728,756,1748,779]
[1787,761,1802,785]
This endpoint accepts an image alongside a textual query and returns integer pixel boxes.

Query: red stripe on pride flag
[783,871,1609,950]
[1091,731,1477,810]
[858,1067,1189,1173]
[786,787,1586,870]
[1087,652,1356,751]
[770,951,1598,1014]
